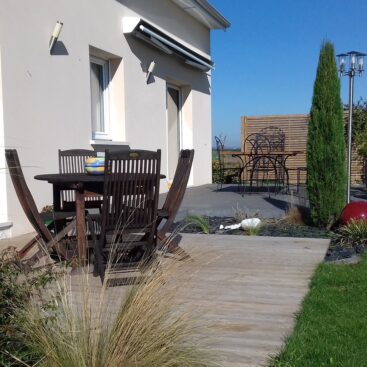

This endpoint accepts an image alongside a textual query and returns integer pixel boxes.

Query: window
[90,56,110,139]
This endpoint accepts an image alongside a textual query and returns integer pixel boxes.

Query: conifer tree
[307,41,346,227]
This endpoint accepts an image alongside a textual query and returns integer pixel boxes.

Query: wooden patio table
[35,173,165,264]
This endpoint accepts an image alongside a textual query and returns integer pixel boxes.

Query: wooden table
[35,173,165,264]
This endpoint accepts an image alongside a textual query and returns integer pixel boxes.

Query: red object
[340,201,367,224]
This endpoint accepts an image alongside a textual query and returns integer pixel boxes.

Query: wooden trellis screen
[241,114,364,185]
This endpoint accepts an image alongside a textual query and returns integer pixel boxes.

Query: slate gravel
[172,216,367,262]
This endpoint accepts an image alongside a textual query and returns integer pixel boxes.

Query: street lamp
[337,51,366,204]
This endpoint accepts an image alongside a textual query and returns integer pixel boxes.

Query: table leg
[75,187,86,265]
[53,185,61,211]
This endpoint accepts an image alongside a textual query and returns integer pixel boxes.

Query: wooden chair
[58,149,103,211]
[93,149,161,282]
[5,149,77,265]
[156,149,194,256]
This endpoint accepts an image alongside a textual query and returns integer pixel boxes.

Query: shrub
[212,160,241,184]
[0,247,56,366]
[307,41,346,228]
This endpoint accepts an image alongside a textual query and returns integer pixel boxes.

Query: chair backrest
[245,133,271,155]
[159,149,194,236]
[259,126,285,152]
[100,149,161,236]
[59,149,99,206]
[214,136,225,170]
[5,149,53,243]
[58,149,97,174]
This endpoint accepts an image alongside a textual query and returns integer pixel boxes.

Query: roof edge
[194,0,230,29]
[172,0,230,30]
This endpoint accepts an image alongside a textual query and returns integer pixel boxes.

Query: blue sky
[209,0,367,147]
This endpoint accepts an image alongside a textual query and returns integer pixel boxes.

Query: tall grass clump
[307,41,346,228]
[18,254,217,367]
[337,219,367,248]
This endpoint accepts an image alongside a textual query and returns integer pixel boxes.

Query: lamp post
[337,51,366,204]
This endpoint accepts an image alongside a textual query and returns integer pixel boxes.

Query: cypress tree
[307,41,346,228]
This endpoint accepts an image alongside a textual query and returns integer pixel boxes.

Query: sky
[209,0,367,147]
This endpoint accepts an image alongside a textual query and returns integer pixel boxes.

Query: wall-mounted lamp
[146,60,156,83]
[49,21,63,54]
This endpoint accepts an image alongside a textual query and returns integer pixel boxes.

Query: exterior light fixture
[337,50,366,203]
[49,21,63,54]
[146,60,156,82]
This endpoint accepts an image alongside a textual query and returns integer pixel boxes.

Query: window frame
[90,56,111,140]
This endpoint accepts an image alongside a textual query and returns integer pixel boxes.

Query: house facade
[0,0,229,237]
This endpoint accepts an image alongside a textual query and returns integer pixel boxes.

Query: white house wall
[0,45,8,231]
[0,0,213,236]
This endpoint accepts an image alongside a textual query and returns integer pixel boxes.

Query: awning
[122,17,214,72]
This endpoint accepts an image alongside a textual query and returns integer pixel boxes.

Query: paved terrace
[1,232,329,367]
[160,184,308,221]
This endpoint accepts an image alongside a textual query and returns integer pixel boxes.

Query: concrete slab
[159,184,308,221]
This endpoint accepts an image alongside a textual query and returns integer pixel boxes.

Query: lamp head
[49,21,63,54]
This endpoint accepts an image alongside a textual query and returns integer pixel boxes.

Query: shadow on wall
[50,41,69,56]
[123,34,211,97]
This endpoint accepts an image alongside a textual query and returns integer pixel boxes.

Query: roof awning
[122,17,214,72]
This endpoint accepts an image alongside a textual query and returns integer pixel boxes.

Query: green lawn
[270,255,367,367]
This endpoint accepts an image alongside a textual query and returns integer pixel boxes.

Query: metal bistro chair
[259,126,287,190]
[214,136,243,191]
[58,149,103,211]
[243,133,277,193]
[156,149,194,258]
[5,149,77,265]
[92,149,161,282]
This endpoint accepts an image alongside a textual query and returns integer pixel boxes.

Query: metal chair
[5,149,77,265]
[259,126,288,190]
[92,149,161,282]
[243,133,278,193]
[58,149,103,211]
[214,136,243,191]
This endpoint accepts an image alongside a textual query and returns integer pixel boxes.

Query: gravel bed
[172,216,367,262]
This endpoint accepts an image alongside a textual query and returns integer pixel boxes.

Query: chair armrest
[40,211,75,221]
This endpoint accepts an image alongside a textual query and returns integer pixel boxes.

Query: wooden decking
[0,232,329,366]
[172,234,329,366]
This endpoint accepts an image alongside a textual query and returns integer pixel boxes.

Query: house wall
[0,45,8,230]
[0,0,213,236]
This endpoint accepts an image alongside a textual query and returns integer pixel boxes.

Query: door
[166,85,181,180]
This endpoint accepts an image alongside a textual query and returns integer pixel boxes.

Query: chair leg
[24,220,77,266]
[17,235,40,258]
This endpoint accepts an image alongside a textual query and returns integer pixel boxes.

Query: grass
[270,254,367,367]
